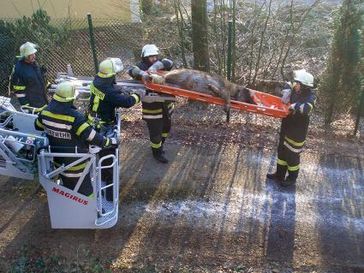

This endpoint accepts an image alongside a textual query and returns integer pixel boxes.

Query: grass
[7,245,113,273]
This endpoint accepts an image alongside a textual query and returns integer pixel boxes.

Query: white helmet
[141,44,159,58]
[293,69,314,88]
[98,58,124,78]
[19,42,38,57]
[54,81,77,102]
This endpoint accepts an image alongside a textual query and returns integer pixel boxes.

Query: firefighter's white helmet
[141,44,159,58]
[54,81,77,102]
[293,69,314,88]
[19,42,38,57]
[98,58,124,78]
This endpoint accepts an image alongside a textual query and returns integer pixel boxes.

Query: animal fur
[163,69,254,110]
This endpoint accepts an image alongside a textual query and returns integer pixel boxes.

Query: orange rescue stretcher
[144,81,290,118]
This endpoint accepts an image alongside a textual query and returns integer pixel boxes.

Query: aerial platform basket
[144,81,290,118]
[37,113,121,229]
[37,147,119,229]
[0,95,122,229]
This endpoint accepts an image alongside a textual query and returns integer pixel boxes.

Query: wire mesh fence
[0,13,145,95]
[0,3,361,134]
[0,9,226,95]
[0,5,333,93]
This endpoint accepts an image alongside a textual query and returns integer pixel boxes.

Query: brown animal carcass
[163,69,254,111]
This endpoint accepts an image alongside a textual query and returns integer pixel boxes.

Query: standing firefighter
[88,57,142,201]
[10,42,48,112]
[267,69,316,187]
[129,44,174,163]
[88,58,142,128]
[35,81,118,196]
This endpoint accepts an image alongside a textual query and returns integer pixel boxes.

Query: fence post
[227,21,233,81]
[225,21,234,123]
[87,13,98,74]
[354,80,364,135]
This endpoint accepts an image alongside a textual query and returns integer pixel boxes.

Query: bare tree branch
[280,0,321,78]
[252,0,272,84]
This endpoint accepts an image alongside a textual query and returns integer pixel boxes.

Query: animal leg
[207,83,221,97]
[208,84,230,113]
[224,96,231,113]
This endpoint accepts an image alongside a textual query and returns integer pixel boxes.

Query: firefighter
[128,44,174,163]
[88,57,142,127]
[35,81,118,196]
[88,57,142,201]
[267,69,316,187]
[10,42,48,112]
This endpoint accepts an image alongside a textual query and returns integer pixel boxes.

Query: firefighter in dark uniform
[35,81,118,196]
[88,57,142,201]
[10,42,48,112]
[88,58,142,128]
[267,69,316,187]
[128,44,174,163]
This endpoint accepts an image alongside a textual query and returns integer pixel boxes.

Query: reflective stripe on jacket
[280,87,316,144]
[35,99,107,149]
[88,75,139,125]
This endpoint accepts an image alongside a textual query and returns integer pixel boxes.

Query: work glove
[289,102,306,114]
[150,74,165,84]
[288,103,297,114]
[110,137,119,146]
[130,66,149,82]
[148,61,165,72]
[105,137,120,148]
[131,66,142,77]
[140,71,150,82]
[281,88,291,104]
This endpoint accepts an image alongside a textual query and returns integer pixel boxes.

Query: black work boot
[161,137,166,154]
[266,164,287,183]
[280,171,298,187]
[152,147,168,163]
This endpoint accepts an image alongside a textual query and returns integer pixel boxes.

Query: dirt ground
[0,100,363,273]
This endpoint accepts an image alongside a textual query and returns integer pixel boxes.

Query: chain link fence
[0,5,361,135]
[0,5,332,92]
[0,11,146,95]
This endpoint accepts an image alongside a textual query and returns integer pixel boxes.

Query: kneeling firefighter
[88,57,143,201]
[267,69,316,187]
[35,81,118,196]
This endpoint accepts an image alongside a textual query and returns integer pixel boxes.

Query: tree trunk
[231,0,237,81]
[252,0,272,85]
[173,0,187,67]
[191,0,210,72]
[140,0,154,16]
